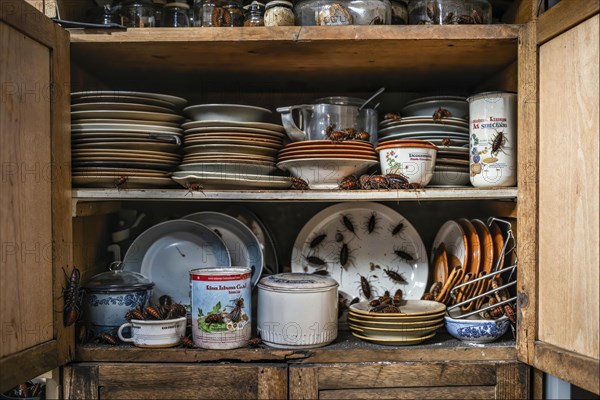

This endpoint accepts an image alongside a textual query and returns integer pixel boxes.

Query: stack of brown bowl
[276,140,379,189]
[348,300,446,346]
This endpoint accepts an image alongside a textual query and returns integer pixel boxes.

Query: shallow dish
[378,124,469,136]
[72,110,185,123]
[72,102,176,114]
[348,309,446,322]
[71,90,188,108]
[182,120,285,132]
[351,331,436,346]
[277,158,378,189]
[183,104,272,123]
[177,161,277,175]
[347,315,444,329]
[349,322,444,340]
[350,300,446,317]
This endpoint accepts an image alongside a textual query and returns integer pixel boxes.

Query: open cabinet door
[0,0,72,392]
[519,2,599,395]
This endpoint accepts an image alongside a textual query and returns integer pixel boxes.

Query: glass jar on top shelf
[162,2,191,26]
[390,0,408,24]
[347,0,391,24]
[194,0,244,26]
[408,0,491,24]
[294,0,354,25]
[244,1,265,26]
[121,0,157,27]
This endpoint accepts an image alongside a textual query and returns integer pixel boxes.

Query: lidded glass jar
[347,0,391,24]
[294,0,354,25]
[162,2,191,26]
[408,0,491,24]
[244,1,265,26]
[121,0,156,27]
[390,0,408,24]
[153,0,167,26]
[264,0,295,26]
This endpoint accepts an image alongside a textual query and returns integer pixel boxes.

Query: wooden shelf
[69,25,520,92]
[72,187,517,203]
[75,331,516,364]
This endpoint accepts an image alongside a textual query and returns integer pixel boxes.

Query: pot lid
[258,273,338,292]
[83,261,154,292]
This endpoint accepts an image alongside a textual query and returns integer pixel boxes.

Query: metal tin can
[467,91,517,187]
[190,267,252,349]
[257,273,338,349]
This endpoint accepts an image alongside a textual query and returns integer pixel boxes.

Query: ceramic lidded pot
[257,273,338,349]
[83,261,154,333]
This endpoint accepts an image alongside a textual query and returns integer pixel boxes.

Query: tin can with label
[190,267,252,349]
[467,91,517,187]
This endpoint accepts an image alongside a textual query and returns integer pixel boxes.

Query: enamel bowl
[375,140,438,186]
[444,308,511,344]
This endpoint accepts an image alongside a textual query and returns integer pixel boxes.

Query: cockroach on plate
[339,243,349,267]
[342,215,357,237]
[365,212,377,234]
[305,254,327,267]
[290,177,309,190]
[309,233,327,249]
[383,268,408,284]
[335,232,344,242]
[63,267,83,327]
[312,269,330,276]
[390,222,404,237]
[357,274,374,300]
[393,289,403,306]
[369,262,381,271]
[394,248,414,262]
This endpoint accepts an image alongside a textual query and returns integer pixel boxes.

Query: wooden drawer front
[64,363,287,399]
[290,362,528,400]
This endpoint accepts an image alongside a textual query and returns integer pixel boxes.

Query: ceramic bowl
[117,317,187,348]
[376,140,438,186]
[444,309,510,343]
[276,158,378,189]
[183,104,272,122]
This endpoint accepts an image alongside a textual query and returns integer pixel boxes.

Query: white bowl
[444,308,511,344]
[376,140,438,186]
[276,158,378,189]
[183,104,272,122]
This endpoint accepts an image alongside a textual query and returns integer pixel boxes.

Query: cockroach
[342,215,358,237]
[471,9,482,24]
[433,107,452,121]
[393,289,403,306]
[126,308,146,321]
[366,212,377,234]
[443,11,455,24]
[369,262,381,271]
[441,137,452,147]
[383,268,408,284]
[185,182,204,196]
[369,298,381,307]
[309,233,327,248]
[386,173,409,189]
[358,274,372,300]
[229,297,244,323]
[98,332,119,345]
[391,222,404,236]
[145,306,162,320]
[350,297,360,305]
[355,131,371,141]
[339,175,361,190]
[181,335,195,348]
[504,304,516,324]
[167,303,187,319]
[457,14,475,24]
[305,255,326,267]
[63,267,83,327]
[490,130,508,156]
[327,130,346,141]
[205,313,224,326]
[339,243,349,267]
[384,112,402,121]
[159,295,173,308]
[248,337,263,348]
[115,175,128,189]
[378,305,401,313]
[303,266,308,272]
[335,232,344,242]
[290,177,309,190]
[214,228,223,238]
[394,248,414,262]
[312,269,330,276]
[77,323,89,344]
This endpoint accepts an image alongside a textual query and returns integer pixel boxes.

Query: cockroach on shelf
[290,177,309,190]
[97,332,119,345]
[248,337,263,348]
[180,335,195,348]
[185,182,204,196]
[114,175,128,190]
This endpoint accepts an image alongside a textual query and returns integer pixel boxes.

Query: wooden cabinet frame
[1,0,599,397]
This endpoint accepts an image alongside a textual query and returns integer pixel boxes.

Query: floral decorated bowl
[83,262,154,333]
[375,140,438,186]
[444,310,510,344]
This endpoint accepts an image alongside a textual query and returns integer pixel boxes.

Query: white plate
[72,176,175,188]
[431,220,468,271]
[183,104,272,122]
[429,170,471,186]
[351,331,436,345]
[72,94,178,109]
[172,174,292,190]
[72,118,181,129]
[401,99,469,119]
[404,95,467,106]
[183,212,263,287]
[349,322,444,340]
[182,120,285,133]
[72,110,185,123]
[379,124,469,135]
[71,91,188,108]
[72,102,176,114]
[123,220,231,306]
[291,202,428,300]
[183,143,279,157]
[379,136,469,146]
[350,299,447,316]
[183,139,282,150]
[379,116,468,129]
[178,162,277,175]
[72,141,180,152]
[183,126,285,138]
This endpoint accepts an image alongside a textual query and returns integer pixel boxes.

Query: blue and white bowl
[444,309,510,344]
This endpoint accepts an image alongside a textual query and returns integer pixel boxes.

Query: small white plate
[72,102,176,114]
[72,110,185,123]
[291,202,428,300]
[72,94,177,109]
[351,331,437,346]
[349,322,444,340]
[183,104,272,123]
[182,120,285,133]
[379,124,469,135]
[71,90,188,108]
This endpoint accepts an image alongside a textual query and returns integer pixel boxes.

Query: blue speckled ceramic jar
[83,262,154,333]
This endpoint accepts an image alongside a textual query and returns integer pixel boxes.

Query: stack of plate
[71,91,187,188]
[172,105,292,189]
[348,300,446,346]
[276,141,379,189]
[379,96,471,186]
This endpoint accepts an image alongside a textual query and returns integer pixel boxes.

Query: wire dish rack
[446,217,517,322]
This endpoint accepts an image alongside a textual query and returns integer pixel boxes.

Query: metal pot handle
[117,322,135,342]
[276,105,313,142]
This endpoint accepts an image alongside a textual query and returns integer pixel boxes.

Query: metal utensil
[359,87,385,111]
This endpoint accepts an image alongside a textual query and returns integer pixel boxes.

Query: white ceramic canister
[467,91,517,187]
[257,273,338,349]
[190,267,252,350]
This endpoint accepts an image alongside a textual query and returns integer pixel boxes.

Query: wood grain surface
[289,367,319,400]
[538,15,599,362]
[537,0,600,44]
[495,362,529,399]
[319,386,496,399]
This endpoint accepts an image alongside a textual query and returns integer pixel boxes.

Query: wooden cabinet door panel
[0,0,72,392]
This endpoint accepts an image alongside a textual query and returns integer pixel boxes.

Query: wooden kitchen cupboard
[1,0,598,398]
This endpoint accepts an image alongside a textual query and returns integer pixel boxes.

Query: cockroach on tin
[383,268,408,284]
[309,233,327,249]
[63,267,84,327]
[205,313,224,327]
[229,297,245,323]
[490,129,508,156]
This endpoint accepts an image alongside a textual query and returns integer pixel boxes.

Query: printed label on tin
[191,270,251,349]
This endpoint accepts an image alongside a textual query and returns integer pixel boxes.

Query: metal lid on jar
[258,273,338,293]
[83,261,154,293]
[265,0,293,9]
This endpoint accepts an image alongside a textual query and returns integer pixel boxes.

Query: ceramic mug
[117,317,187,348]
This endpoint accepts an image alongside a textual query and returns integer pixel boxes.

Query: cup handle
[276,105,312,142]
[117,322,134,342]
